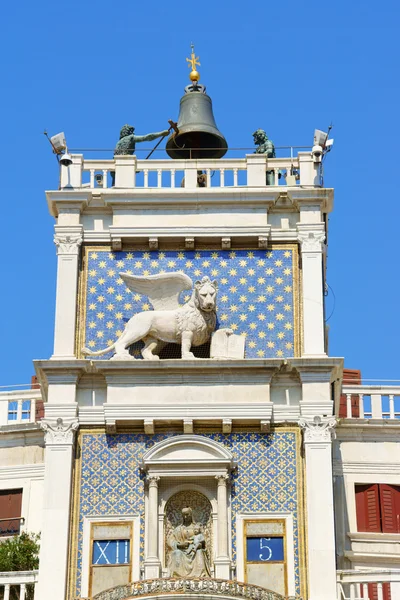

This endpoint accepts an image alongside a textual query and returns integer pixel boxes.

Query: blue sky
[0,0,399,386]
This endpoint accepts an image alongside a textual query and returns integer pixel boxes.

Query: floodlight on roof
[314,129,328,147]
[49,132,67,155]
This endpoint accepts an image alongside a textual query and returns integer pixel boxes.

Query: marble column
[297,224,326,356]
[35,418,79,600]
[299,417,337,600]
[144,475,161,579]
[214,473,231,579]
[52,226,83,359]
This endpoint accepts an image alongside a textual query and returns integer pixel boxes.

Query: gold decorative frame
[89,520,133,598]
[244,518,287,595]
[75,244,301,359]
[68,426,307,600]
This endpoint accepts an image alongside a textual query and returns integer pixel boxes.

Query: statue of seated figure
[167,507,211,577]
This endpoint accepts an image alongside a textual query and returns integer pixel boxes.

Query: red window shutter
[355,484,381,532]
[0,489,22,535]
[363,583,392,600]
[339,369,362,418]
[35,401,44,421]
[380,484,400,533]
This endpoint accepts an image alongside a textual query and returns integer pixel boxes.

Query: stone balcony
[58,151,320,193]
[0,570,38,600]
[340,384,400,421]
[0,388,43,428]
[46,151,333,254]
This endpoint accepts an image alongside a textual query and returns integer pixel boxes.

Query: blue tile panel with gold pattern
[75,431,301,597]
[81,248,297,359]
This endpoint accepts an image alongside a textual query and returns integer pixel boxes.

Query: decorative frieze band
[40,417,79,446]
[92,577,285,600]
[299,416,336,443]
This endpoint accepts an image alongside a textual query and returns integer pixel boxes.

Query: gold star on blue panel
[83,248,297,359]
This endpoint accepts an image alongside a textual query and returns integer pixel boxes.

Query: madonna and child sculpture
[82,272,218,360]
[167,507,211,578]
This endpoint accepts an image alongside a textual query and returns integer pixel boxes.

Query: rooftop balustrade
[0,388,43,428]
[341,384,400,420]
[60,150,321,191]
[337,569,400,600]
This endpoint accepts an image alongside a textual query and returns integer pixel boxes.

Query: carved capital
[40,417,79,446]
[299,416,336,443]
[54,233,83,256]
[146,475,160,487]
[297,228,325,252]
[215,473,230,485]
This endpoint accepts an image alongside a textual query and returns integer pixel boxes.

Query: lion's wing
[120,271,193,311]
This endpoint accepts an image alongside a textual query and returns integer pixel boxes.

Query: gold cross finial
[186,43,201,82]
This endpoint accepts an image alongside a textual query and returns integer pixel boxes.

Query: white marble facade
[3,148,399,600]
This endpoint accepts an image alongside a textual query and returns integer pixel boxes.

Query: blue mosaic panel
[82,248,296,359]
[75,431,300,596]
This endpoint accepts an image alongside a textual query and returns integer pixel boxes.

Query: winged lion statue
[82,272,218,360]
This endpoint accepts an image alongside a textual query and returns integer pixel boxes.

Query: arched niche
[141,435,234,580]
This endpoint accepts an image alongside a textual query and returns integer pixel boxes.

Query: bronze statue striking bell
[166,84,228,159]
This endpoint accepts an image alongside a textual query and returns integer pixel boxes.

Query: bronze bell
[166,84,228,159]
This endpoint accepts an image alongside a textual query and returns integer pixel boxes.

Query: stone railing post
[144,475,161,578]
[246,154,267,186]
[297,223,326,356]
[298,152,320,186]
[52,226,83,359]
[214,473,231,579]
[299,417,337,600]
[36,418,79,600]
[60,154,83,189]
[114,155,137,188]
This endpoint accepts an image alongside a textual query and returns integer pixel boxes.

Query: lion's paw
[182,352,197,360]
[110,353,136,361]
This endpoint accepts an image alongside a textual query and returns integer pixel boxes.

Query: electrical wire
[325,282,336,323]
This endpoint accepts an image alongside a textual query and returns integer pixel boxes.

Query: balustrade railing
[61,152,319,190]
[341,385,400,420]
[0,517,25,537]
[337,569,400,600]
[0,570,38,600]
[0,389,43,427]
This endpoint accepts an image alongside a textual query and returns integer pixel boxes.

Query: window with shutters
[339,369,362,418]
[0,489,23,536]
[355,483,400,533]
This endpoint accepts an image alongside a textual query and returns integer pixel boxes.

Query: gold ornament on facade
[186,43,201,82]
